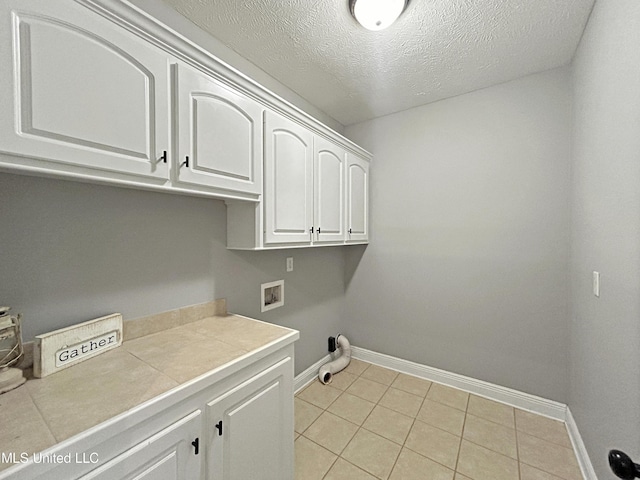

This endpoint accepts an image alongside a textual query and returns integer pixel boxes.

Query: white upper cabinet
[314,136,346,244]
[0,1,370,247]
[231,110,369,249]
[346,153,369,243]
[174,64,262,198]
[264,111,314,245]
[0,1,169,181]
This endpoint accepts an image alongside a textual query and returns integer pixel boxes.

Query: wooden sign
[34,313,123,378]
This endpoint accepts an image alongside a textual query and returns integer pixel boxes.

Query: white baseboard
[566,407,597,480]
[350,346,567,421]
[294,354,330,393]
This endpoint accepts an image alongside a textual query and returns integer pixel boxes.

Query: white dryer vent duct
[319,334,351,385]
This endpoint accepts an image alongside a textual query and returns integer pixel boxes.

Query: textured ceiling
[163,0,595,126]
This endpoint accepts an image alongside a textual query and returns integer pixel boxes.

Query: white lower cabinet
[206,357,293,480]
[78,355,293,480]
[8,347,295,480]
[78,410,202,480]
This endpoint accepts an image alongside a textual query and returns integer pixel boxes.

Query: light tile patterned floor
[294,360,582,480]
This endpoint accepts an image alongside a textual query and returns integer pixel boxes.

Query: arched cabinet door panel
[346,153,369,243]
[0,1,169,181]
[314,136,346,243]
[174,64,262,197]
[264,111,314,245]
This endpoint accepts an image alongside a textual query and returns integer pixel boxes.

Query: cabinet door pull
[317,227,321,234]
[309,227,314,234]
[191,438,199,455]
[181,156,189,168]
[160,150,167,164]
[349,228,352,235]
[215,420,223,436]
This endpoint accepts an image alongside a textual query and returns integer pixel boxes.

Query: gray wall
[569,0,640,476]
[344,68,573,402]
[0,172,344,375]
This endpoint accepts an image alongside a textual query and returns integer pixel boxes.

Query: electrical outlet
[286,257,293,272]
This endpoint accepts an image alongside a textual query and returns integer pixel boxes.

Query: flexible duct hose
[318,334,351,384]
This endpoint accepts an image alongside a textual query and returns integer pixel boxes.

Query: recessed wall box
[261,280,284,312]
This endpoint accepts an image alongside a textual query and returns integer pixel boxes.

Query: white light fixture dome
[350,0,408,31]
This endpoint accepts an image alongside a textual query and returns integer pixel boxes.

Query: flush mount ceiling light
[350,0,408,31]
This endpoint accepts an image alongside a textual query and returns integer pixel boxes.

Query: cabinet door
[0,1,169,181]
[264,111,314,245]
[78,410,202,480]
[314,136,346,243]
[346,153,369,243]
[174,64,262,197]
[206,357,294,480]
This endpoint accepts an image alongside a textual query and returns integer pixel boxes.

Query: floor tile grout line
[401,444,460,475]
[296,434,339,479]
[515,431,577,480]
[302,398,563,479]
[296,363,368,480]
[308,372,362,480]
[456,435,520,462]
[518,458,576,480]
[467,402,575,450]
[452,391,470,475]
[386,380,436,478]
[345,362,398,479]
[410,413,466,439]
[327,455,382,480]
[294,396,325,436]
[465,406,517,430]
[326,361,387,479]
[515,410,522,480]
[300,363,579,480]
[515,427,576,450]
[368,376,401,480]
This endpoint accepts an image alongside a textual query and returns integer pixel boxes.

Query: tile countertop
[0,313,297,473]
